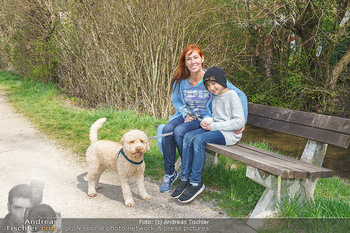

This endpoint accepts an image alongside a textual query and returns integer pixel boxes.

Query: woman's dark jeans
[161,115,201,175]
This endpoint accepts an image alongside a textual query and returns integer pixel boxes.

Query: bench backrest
[247,103,350,148]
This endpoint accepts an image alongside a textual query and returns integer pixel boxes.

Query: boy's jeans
[181,128,226,184]
[162,116,201,175]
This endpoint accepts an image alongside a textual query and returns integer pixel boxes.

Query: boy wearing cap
[171,66,245,203]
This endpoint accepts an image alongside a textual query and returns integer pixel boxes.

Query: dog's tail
[89,118,107,143]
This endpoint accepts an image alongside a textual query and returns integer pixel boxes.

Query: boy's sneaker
[178,182,205,203]
[171,180,189,198]
[160,171,178,193]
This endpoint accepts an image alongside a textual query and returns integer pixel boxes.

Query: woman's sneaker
[178,182,205,203]
[160,171,178,193]
[171,180,189,198]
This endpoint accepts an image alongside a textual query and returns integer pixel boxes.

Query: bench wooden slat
[208,143,318,179]
[248,115,350,148]
[248,103,350,135]
[236,143,333,178]
[233,144,310,178]
[206,143,295,178]
[227,144,325,179]
[206,143,301,178]
[206,143,333,179]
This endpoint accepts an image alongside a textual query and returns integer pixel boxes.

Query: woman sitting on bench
[171,66,246,203]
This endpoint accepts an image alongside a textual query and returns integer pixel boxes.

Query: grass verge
[1,71,349,228]
[0,71,167,179]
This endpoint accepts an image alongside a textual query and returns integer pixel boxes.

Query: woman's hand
[235,125,245,134]
[184,115,196,123]
[201,121,211,131]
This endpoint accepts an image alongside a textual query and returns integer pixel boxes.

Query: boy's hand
[235,125,245,134]
[201,121,211,131]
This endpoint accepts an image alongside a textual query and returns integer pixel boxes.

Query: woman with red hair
[157,44,248,193]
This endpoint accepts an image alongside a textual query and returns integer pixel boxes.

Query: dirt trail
[0,90,256,232]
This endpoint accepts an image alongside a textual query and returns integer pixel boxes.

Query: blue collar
[118,148,143,165]
[195,79,203,86]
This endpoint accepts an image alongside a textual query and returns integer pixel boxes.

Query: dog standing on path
[86,118,151,207]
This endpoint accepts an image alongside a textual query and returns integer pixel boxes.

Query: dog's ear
[120,135,125,146]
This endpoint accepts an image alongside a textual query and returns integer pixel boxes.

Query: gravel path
[0,90,255,232]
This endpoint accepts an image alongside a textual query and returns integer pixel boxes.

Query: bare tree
[245,0,350,113]
[252,0,350,89]
[55,0,228,118]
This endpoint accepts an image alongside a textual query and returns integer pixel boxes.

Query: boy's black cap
[203,66,227,88]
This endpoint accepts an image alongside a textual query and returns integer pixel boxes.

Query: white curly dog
[86,118,151,207]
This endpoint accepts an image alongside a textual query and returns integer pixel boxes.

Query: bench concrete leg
[246,140,328,229]
[213,152,219,166]
[300,140,327,166]
[174,150,219,173]
[204,150,219,167]
[245,167,279,229]
[246,166,318,229]
[175,157,182,172]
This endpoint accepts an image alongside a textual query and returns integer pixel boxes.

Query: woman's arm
[171,81,187,119]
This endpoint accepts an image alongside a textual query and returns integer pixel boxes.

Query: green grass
[202,157,264,216]
[1,71,349,224]
[0,71,167,179]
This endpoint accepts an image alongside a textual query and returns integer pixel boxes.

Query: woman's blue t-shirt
[182,79,210,117]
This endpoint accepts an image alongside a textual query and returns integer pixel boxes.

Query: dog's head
[120,130,151,159]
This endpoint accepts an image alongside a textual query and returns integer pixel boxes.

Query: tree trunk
[330,45,350,91]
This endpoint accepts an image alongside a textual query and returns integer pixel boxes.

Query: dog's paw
[124,199,135,207]
[141,193,152,200]
[88,193,97,197]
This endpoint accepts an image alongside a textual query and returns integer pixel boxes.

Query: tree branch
[330,45,350,90]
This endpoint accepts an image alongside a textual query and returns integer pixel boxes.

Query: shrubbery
[1,0,349,118]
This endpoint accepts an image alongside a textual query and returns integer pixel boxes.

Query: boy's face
[8,197,33,227]
[206,81,225,95]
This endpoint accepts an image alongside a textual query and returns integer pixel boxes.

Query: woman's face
[185,50,204,74]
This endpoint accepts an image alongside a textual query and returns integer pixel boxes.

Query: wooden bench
[203,103,350,228]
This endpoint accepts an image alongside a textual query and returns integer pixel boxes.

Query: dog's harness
[118,148,144,165]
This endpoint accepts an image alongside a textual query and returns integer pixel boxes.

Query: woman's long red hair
[171,44,204,90]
